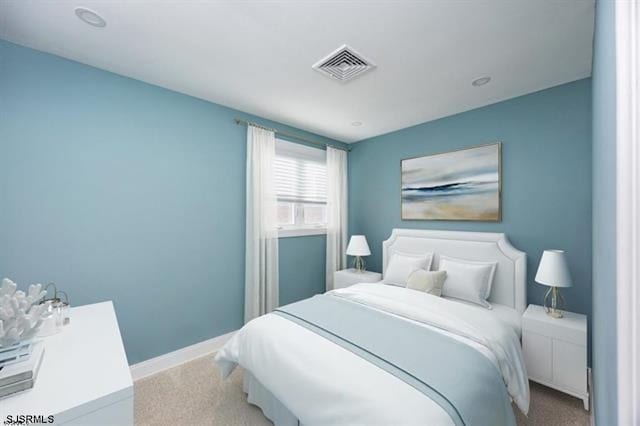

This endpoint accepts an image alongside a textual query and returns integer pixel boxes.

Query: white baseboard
[129,330,236,381]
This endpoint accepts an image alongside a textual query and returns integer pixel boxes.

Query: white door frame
[616,1,640,423]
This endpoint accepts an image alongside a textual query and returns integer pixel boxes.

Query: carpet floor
[134,355,591,426]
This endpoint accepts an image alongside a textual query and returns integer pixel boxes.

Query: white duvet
[215,284,529,425]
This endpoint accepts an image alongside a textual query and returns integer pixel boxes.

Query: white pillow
[438,256,497,309]
[384,251,434,287]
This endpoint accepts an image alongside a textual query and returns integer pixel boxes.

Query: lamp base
[544,286,566,319]
[547,309,564,319]
[352,256,366,272]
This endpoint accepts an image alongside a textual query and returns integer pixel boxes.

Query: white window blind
[275,140,327,204]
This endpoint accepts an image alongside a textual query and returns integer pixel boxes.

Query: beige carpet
[135,355,591,426]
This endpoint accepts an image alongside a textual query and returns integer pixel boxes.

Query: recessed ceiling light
[351,121,362,127]
[75,7,106,28]
[472,76,491,87]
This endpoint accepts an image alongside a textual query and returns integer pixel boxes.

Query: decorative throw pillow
[438,256,497,309]
[384,251,434,287]
[406,270,447,296]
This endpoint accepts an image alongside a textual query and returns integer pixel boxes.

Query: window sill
[278,227,327,238]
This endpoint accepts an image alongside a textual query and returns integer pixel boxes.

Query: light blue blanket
[274,294,516,426]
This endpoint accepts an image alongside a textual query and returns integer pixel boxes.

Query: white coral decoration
[0,278,48,347]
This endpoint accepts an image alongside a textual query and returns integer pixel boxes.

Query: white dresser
[1,301,134,424]
[333,269,382,289]
[522,304,588,410]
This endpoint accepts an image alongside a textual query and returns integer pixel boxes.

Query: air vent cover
[312,45,375,83]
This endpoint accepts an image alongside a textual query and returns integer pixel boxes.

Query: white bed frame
[382,228,527,313]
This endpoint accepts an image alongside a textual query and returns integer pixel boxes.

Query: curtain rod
[234,118,351,152]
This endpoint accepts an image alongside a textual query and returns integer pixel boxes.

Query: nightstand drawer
[522,306,586,346]
[522,331,552,382]
[553,340,587,393]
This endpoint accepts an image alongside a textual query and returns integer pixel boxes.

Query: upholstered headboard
[382,229,527,313]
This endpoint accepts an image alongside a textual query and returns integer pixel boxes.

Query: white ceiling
[0,0,594,143]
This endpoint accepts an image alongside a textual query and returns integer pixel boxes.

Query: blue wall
[0,40,334,364]
[279,235,326,306]
[349,79,592,325]
[592,0,617,423]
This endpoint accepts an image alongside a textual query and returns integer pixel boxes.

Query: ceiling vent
[312,45,376,83]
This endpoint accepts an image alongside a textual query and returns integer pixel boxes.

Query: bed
[215,229,529,426]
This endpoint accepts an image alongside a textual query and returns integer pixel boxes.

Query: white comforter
[215,284,529,425]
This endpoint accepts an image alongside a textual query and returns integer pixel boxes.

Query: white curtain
[325,146,348,291]
[245,125,279,323]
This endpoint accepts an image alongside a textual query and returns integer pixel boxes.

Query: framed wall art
[401,143,501,221]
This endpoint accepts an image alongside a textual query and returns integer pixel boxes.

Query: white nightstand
[522,304,589,410]
[334,269,382,289]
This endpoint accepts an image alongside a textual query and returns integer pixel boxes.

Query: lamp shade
[535,250,572,288]
[346,235,371,257]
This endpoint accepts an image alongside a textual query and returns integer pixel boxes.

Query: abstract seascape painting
[401,143,501,221]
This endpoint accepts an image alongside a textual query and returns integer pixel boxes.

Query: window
[275,139,327,237]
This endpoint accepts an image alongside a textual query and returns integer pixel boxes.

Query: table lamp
[346,235,371,272]
[535,249,572,318]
